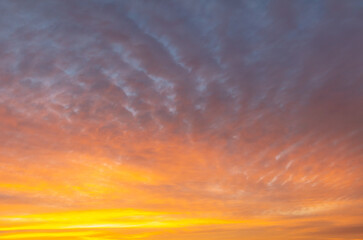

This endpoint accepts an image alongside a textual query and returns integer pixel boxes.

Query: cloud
[0,0,362,239]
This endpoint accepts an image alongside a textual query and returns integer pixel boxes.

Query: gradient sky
[0,0,362,239]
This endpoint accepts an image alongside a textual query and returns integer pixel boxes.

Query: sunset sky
[0,0,362,239]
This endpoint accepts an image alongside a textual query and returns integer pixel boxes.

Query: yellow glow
[0,208,258,231]
[0,208,283,239]
[0,231,97,239]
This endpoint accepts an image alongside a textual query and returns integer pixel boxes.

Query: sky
[0,0,362,239]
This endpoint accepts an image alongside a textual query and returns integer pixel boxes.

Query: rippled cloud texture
[0,0,362,239]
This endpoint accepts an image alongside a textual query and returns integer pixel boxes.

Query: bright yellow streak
[0,231,96,239]
[0,208,277,240]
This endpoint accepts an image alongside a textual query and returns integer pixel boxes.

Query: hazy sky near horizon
[0,0,362,239]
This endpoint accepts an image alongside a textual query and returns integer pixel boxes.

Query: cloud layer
[0,0,362,239]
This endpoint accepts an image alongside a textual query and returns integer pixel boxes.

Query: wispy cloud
[0,0,362,239]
